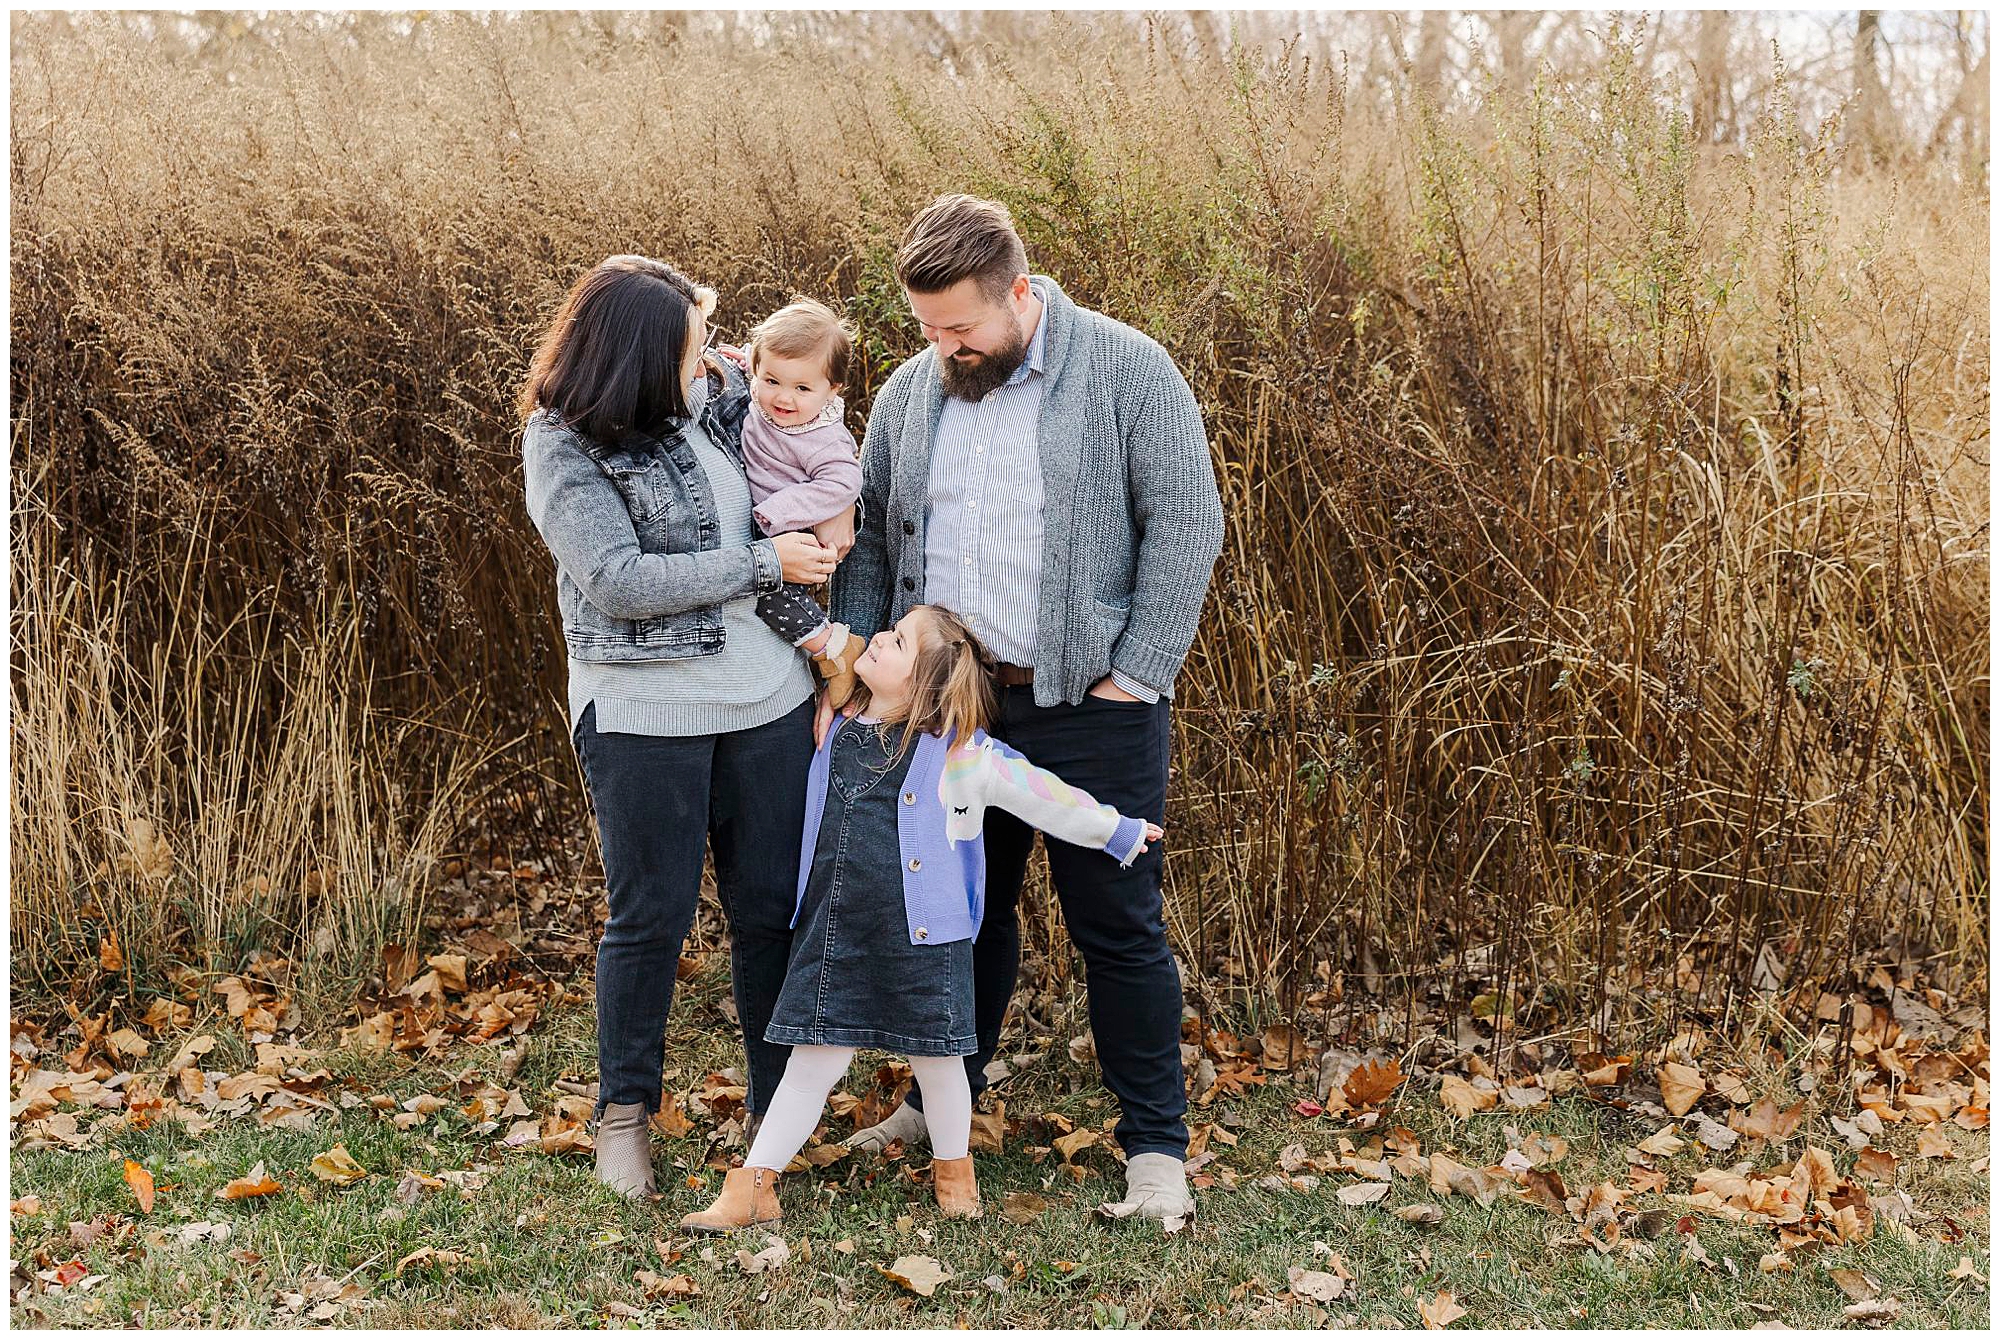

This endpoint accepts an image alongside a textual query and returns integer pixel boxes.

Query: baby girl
[736,298,867,704]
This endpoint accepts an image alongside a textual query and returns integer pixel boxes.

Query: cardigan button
[902,520,916,535]
[901,577,916,592]
[914,927,929,941]
[902,791,916,805]
[907,858,922,872]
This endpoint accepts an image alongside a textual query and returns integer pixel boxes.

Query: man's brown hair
[894,194,1028,303]
[748,298,856,386]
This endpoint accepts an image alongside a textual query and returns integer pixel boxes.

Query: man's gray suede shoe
[848,1101,928,1154]
[1098,1152,1194,1224]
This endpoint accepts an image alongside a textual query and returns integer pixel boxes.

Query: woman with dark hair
[518,255,850,1198]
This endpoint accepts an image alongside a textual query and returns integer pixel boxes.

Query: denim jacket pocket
[596,455,672,526]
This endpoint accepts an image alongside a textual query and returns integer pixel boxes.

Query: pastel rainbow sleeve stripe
[983,748,1111,813]
[942,748,988,792]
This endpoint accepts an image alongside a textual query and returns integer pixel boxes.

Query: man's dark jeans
[910,688,1188,1159]
[573,697,814,1119]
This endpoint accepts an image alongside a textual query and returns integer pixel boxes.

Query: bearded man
[825,194,1224,1220]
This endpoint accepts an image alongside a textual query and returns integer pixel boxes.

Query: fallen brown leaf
[1053,1128,1104,1162]
[1730,1097,1805,1142]
[1418,1289,1468,1329]
[968,1102,1007,1153]
[122,1159,155,1214]
[650,1098,694,1139]
[1657,1062,1705,1117]
[1000,1191,1046,1225]
[218,1162,282,1199]
[309,1145,368,1187]
[732,1235,789,1275]
[1287,1266,1345,1302]
[1428,1152,1507,1206]
[426,954,469,994]
[1841,1297,1901,1326]
[141,997,192,1033]
[1343,1058,1405,1110]
[165,1034,217,1073]
[635,1269,700,1298]
[1439,1074,1497,1120]
[392,1246,472,1276]
[1577,1053,1632,1087]
[1916,1126,1955,1159]
[877,1254,953,1297]
[117,818,174,881]
[1636,1126,1685,1157]
[1791,1146,1838,1198]
[1336,1181,1391,1206]
[1521,1168,1568,1215]
[1626,1166,1668,1195]
[1260,1023,1307,1071]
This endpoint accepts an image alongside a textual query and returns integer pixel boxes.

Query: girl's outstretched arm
[963,740,1160,868]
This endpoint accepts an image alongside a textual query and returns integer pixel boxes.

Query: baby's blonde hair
[748,297,856,387]
[848,605,999,763]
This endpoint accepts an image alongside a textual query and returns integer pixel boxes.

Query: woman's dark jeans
[573,697,814,1118]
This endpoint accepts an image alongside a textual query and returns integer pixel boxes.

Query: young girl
[681,605,1163,1231]
[735,299,867,706]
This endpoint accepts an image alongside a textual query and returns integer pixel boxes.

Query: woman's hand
[811,506,857,561]
[772,532,837,585]
[1134,821,1166,855]
[813,688,859,748]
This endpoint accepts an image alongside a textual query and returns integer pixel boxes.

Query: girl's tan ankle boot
[932,1156,982,1219]
[680,1165,782,1234]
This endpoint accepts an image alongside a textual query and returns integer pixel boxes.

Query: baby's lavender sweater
[740,398,864,535]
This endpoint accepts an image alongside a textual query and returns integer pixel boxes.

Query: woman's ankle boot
[680,1166,782,1234]
[594,1101,656,1198]
[932,1156,981,1219]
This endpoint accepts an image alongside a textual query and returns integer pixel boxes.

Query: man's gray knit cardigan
[831,274,1225,708]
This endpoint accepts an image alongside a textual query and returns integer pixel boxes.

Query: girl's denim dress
[764,720,976,1057]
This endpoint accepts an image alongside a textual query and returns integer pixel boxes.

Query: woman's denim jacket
[521,360,784,663]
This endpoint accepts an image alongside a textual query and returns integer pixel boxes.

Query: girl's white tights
[746,1045,971,1170]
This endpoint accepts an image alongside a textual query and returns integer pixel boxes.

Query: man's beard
[938,322,1030,401]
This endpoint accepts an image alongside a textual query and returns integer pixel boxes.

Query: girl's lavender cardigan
[792,717,1149,946]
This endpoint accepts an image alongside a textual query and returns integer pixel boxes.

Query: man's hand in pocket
[1087,675,1144,702]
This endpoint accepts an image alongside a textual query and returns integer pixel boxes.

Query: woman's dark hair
[516,255,717,442]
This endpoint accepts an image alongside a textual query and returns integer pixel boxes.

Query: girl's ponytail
[931,609,1000,747]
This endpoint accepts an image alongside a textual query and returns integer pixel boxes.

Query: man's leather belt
[994,662,1034,687]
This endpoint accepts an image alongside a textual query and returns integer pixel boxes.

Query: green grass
[10,987,1991,1329]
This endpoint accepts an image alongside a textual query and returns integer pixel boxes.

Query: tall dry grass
[10,451,507,1004]
[9,13,1988,1044]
